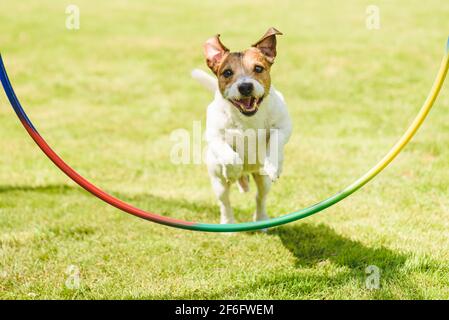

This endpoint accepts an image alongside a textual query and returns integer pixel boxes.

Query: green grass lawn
[1,0,449,299]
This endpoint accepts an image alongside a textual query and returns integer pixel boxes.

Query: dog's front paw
[253,213,269,233]
[263,158,281,182]
[220,215,235,224]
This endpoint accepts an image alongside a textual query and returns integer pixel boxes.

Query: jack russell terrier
[192,27,292,225]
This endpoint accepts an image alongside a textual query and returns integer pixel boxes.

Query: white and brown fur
[192,28,292,225]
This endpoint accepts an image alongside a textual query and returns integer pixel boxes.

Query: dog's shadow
[272,223,406,270]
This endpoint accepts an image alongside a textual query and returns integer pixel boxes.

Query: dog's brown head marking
[203,28,283,116]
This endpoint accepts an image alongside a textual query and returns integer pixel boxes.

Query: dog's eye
[254,65,264,73]
[222,69,233,78]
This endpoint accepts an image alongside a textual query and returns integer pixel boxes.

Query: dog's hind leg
[210,175,235,224]
[252,173,271,223]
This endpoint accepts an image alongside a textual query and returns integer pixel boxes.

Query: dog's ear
[204,34,229,74]
[252,27,283,64]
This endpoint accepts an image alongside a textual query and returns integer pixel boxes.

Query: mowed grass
[1,0,449,299]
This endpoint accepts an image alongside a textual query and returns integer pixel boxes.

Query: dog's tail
[191,69,217,93]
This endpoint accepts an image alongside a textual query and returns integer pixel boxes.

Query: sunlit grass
[0,0,448,299]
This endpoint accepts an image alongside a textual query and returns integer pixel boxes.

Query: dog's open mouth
[229,97,264,116]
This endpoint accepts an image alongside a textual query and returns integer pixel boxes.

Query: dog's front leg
[207,140,242,224]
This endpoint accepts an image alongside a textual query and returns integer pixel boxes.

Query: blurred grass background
[0,0,448,299]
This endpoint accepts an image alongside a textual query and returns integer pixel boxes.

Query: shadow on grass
[0,184,428,299]
[151,224,425,300]
[274,224,405,269]
[0,183,220,220]
[0,184,77,194]
[270,224,416,299]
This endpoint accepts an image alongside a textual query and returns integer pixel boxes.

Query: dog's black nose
[238,82,254,96]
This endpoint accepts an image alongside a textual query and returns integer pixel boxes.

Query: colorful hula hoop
[1,41,448,232]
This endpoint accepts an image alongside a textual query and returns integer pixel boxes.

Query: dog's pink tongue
[241,98,253,110]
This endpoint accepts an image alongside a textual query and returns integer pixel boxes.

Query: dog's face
[204,27,282,116]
